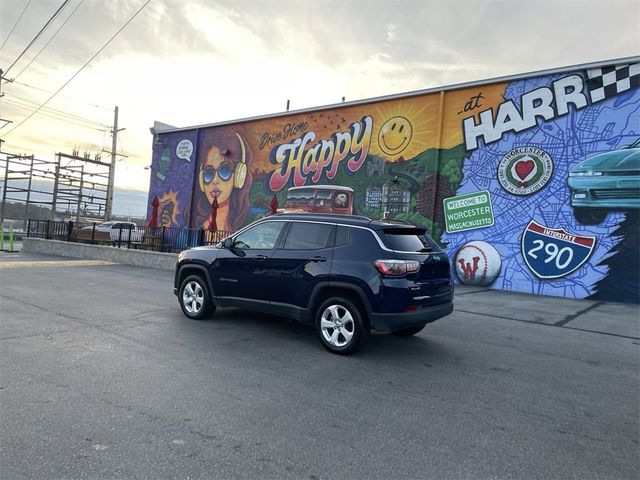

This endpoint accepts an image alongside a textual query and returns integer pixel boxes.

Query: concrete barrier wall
[23,238,177,270]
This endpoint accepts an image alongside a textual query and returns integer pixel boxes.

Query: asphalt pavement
[0,251,638,479]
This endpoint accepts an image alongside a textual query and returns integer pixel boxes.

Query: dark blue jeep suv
[174,213,453,354]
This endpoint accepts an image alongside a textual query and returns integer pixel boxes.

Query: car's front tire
[179,274,215,320]
[315,297,368,355]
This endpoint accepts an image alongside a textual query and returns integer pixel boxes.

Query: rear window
[379,228,439,252]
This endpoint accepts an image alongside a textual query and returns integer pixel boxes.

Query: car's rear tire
[574,208,606,225]
[179,274,215,320]
[315,297,368,355]
[392,324,426,337]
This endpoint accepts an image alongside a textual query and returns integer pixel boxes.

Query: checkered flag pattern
[586,63,640,103]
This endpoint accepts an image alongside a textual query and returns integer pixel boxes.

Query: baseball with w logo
[454,241,502,286]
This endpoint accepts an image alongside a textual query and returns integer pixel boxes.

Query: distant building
[365,185,382,209]
[415,173,453,225]
[381,180,410,213]
[367,156,385,177]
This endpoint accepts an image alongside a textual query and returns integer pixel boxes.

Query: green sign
[443,191,494,233]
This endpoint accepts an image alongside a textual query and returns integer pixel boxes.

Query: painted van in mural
[147,57,640,303]
[284,185,354,215]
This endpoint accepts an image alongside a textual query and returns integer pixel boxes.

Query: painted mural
[148,60,639,303]
[147,130,198,228]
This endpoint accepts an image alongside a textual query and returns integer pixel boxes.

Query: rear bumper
[369,301,453,331]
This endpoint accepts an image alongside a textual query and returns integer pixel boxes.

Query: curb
[23,238,177,270]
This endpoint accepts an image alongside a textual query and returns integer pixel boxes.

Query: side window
[313,190,332,208]
[233,221,285,249]
[283,222,334,250]
[335,226,350,246]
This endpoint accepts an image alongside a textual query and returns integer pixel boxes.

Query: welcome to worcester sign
[443,191,494,233]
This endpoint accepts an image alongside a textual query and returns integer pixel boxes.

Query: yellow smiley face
[378,116,413,156]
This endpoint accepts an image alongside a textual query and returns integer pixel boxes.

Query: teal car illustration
[568,138,640,224]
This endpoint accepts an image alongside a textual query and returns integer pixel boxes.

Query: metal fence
[26,219,232,254]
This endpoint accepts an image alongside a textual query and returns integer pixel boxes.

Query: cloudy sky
[0,0,638,192]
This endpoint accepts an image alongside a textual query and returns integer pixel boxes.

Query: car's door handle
[254,255,268,261]
[309,256,327,262]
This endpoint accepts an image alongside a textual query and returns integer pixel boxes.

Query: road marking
[0,260,116,269]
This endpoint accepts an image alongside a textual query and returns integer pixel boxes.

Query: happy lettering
[268,116,373,191]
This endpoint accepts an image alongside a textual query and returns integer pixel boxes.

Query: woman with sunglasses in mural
[196,129,253,232]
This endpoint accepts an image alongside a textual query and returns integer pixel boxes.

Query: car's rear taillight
[374,259,420,276]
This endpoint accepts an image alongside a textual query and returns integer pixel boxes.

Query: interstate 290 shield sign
[521,220,596,279]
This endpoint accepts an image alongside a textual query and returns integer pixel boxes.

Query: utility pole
[76,165,84,224]
[0,155,8,223]
[23,155,35,227]
[49,154,61,221]
[105,106,125,220]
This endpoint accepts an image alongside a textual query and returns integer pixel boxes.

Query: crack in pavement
[455,308,639,341]
[554,301,605,327]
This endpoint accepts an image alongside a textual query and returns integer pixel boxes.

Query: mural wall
[147,130,198,228]
[148,60,639,303]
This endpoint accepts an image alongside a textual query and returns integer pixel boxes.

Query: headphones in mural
[199,132,247,192]
[233,132,247,189]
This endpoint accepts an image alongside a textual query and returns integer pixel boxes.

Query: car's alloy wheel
[183,281,204,315]
[315,297,368,355]
[320,304,355,347]
[179,274,215,320]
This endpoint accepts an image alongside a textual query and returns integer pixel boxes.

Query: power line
[13,0,86,81]
[4,0,70,76]
[3,0,152,137]
[3,91,105,127]
[9,79,111,110]
[2,98,105,131]
[0,0,33,51]
[4,91,104,125]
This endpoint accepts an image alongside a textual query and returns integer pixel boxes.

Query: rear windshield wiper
[418,247,432,252]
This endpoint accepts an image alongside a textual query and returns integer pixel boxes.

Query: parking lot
[0,251,638,479]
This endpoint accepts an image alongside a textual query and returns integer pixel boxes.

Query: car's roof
[265,213,424,230]
[267,213,372,226]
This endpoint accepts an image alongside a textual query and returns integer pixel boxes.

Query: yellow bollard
[9,225,14,252]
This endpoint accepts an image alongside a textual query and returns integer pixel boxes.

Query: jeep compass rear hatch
[378,227,451,288]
